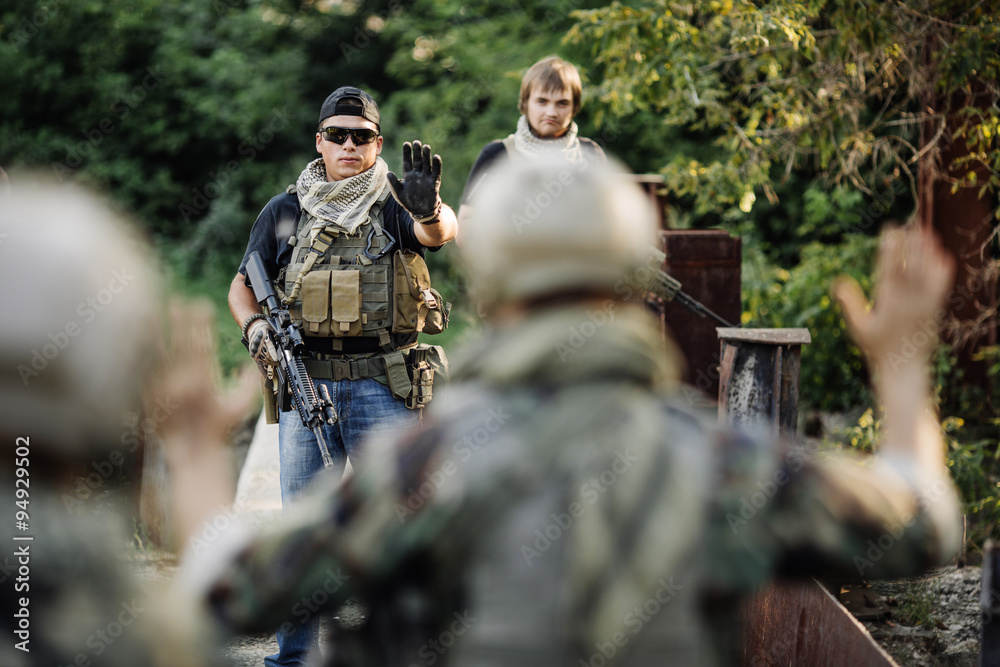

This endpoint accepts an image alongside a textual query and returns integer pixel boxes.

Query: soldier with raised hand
[227,85,456,666]
[0,178,254,667]
[197,156,961,665]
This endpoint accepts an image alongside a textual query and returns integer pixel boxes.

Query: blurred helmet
[0,177,162,456]
[461,155,659,308]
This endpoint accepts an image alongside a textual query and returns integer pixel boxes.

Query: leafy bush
[742,233,878,412]
[838,351,1000,552]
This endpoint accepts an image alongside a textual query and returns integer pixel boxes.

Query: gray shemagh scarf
[295,157,390,236]
[509,114,584,164]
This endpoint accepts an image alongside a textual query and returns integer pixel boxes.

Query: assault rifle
[244,251,337,469]
[644,246,738,329]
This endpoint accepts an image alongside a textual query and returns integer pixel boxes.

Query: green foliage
[742,233,877,411]
[0,0,439,366]
[372,0,613,204]
[0,0,617,369]
[893,579,940,629]
[799,185,864,238]
[568,0,1000,220]
[840,354,1000,550]
[845,407,879,454]
[945,428,1000,547]
[933,344,1000,547]
[4,0,994,416]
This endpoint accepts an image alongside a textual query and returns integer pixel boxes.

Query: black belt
[303,355,387,381]
[303,333,418,355]
[302,348,416,400]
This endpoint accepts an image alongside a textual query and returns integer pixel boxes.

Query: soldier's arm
[729,226,961,581]
[201,424,462,633]
[156,302,259,547]
[835,226,953,484]
[228,272,261,330]
[834,225,961,553]
[413,202,458,247]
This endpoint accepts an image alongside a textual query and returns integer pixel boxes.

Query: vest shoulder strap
[501,136,523,163]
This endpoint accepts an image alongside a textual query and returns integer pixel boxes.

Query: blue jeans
[266,377,415,667]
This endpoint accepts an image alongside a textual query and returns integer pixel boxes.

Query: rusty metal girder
[743,579,900,667]
[660,230,742,400]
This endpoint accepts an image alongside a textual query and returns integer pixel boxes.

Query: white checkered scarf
[509,114,584,164]
[295,157,390,235]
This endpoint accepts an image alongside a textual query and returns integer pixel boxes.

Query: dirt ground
[132,552,367,666]
[858,565,982,666]
[219,604,367,666]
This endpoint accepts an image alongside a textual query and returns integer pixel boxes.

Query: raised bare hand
[834,225,955,366]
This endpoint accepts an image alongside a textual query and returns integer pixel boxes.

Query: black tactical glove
[387,140,442,223]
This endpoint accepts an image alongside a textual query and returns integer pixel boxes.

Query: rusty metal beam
[743,579,900,667]
[660,230,742,400]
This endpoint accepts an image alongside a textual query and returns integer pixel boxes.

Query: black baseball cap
[318,86,380,129]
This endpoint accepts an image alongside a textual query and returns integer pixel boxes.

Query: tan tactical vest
[279,187,448,352]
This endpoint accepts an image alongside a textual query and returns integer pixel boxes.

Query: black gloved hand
[387,140,442,220]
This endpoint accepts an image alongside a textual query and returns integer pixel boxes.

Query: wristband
[241,313,266,340]
[411,199,442,225]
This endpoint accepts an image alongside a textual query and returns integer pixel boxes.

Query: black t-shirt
[460,138,606,205]
[237,191,431,275]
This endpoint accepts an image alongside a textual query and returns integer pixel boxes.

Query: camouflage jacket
[0,476,220,667]
[204,303,960,666]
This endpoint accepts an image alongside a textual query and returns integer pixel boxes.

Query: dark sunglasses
[318,126,379,145]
